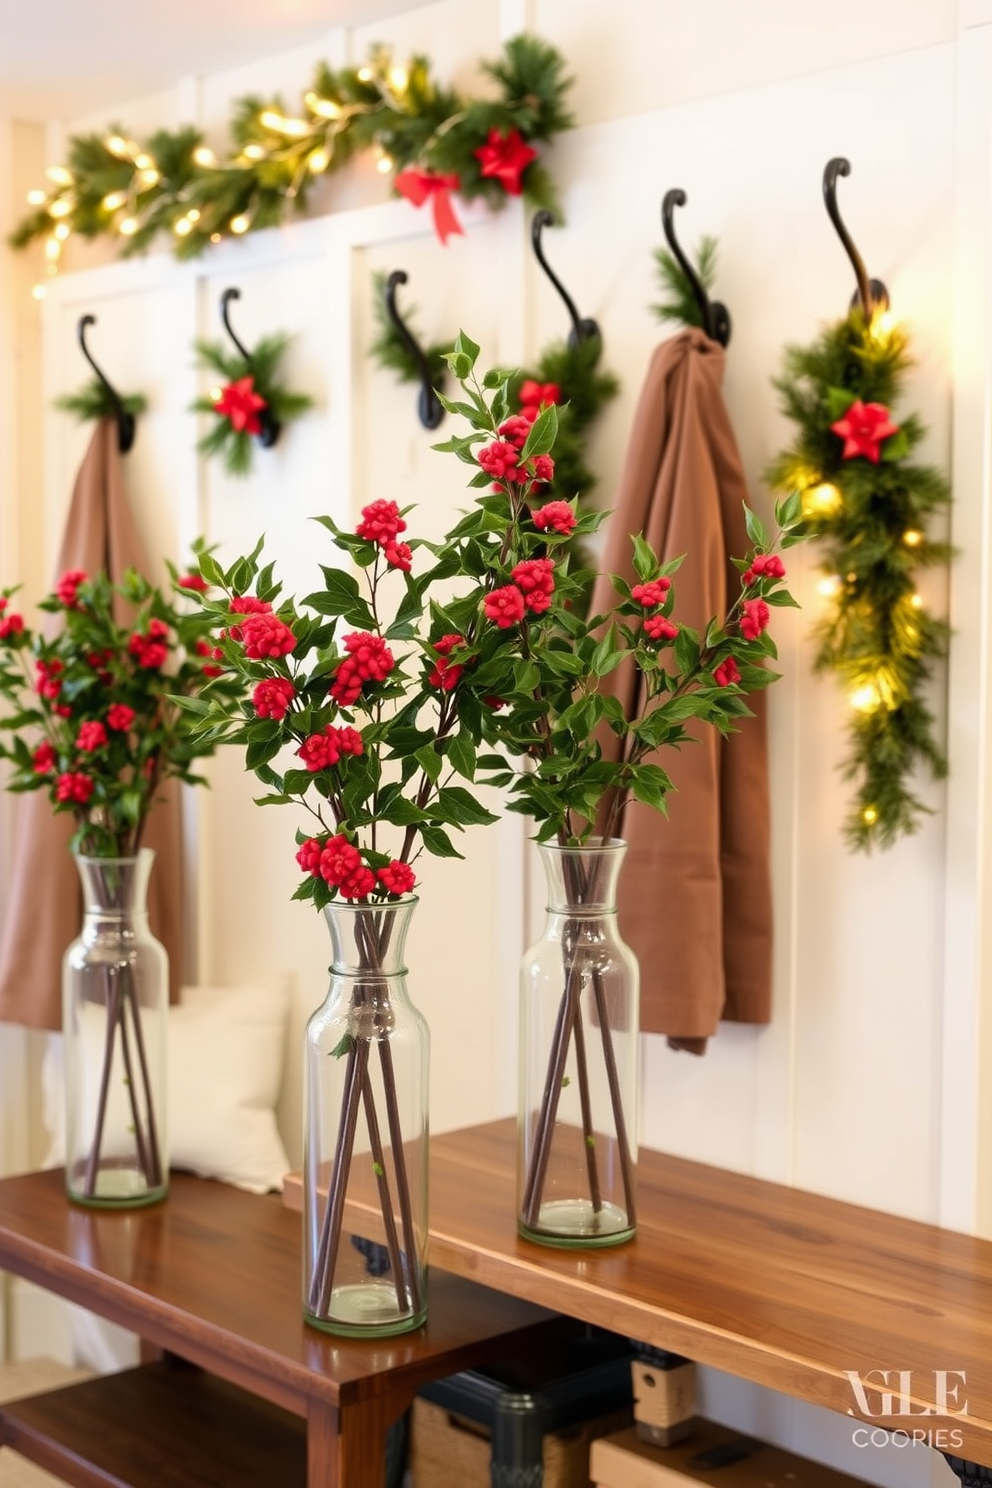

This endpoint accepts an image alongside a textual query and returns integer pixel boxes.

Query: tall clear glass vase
[518,839,639,1248]
[303,897,429,1337]
[63,850,168,1208]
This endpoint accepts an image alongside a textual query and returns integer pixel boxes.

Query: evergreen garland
[54,378,147,423]
[11,35,572,276]
[192,334,313,478]
[766,312,952,851]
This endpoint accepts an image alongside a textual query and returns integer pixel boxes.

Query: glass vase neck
[74,850,154,920]
[536,839,626,914]
[322,897,418,976]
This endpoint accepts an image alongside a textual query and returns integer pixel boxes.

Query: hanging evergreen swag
[368,271,618,517]
[192,334,312,478]
[10,34,572,280]
[767,312,952,851]
[651,234,719,331]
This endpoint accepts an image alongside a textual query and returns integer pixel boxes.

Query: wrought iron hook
[530,210,599,349]
[218,287,281,448]
[77,315,136,453]
[661,190,731,347]
[383,271,445,430]
[822,158,889,321]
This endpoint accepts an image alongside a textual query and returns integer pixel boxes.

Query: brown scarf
[590,329,773,1053]
[0,420,183,1029]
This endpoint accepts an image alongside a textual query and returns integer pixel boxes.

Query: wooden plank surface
[429,1120,990,1461]
[0,1167,559,1420]
[0,1360,307,1488]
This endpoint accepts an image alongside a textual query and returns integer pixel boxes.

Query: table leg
[308,1396,392,1488]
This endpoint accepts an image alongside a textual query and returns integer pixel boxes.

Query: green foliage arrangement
[0,560,240,858]
[192,333,313,478]
[11,34,572,275]
[767,310,952,850]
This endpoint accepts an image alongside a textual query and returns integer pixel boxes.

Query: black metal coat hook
[822,158,889,321]
[77,315,136,453]
[383,271,445,430]
[219,287,281,448]
[530,210,599,350]
[661,190,731,347]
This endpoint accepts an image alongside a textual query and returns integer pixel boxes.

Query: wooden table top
[429,1120,990,1461]
[0,1166,558,1419]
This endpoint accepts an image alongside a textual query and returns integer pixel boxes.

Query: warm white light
[872,310,895,339]
[134,152,152,170]
[45,165,73,185]
[48,198,73,218]
[209,232,221,243]
[910,592,923,609]
[817,575,842,598]
[193,146,215,168]
[44,237,60,261]
[119,216,139,236]
[259,110,309,137]
[140,167,160,186]
[357,67,374,82]
[376,154,393,174]
[389,66,408,91]
[862,805,879,826]
[102,190,127,211]
[903,528,924,548]
[174,217,193,236]
[803,481,843,517]
[31,283,47,300]
[308,148,330,173]
[209,385,223,402]
[53,223,70,241]
[26,188,47,206]
[305,91,340,119]
[242,143,266,161]
[229,214,250,234]
[186,208,201,222]
[849,682,881,714]
[105,135,130,157]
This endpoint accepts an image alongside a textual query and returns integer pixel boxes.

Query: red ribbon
[394,168,464,245]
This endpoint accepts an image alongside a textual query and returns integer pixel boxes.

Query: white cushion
[44,982,292,1195]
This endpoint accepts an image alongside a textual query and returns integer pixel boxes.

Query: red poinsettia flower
[473,128,537,196]
[213,376,269,437]
[830,400,900,464]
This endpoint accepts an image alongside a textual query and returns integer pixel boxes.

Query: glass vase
[63,850,168,1208]
[303,897,429,1337]
[518,839,638,1247]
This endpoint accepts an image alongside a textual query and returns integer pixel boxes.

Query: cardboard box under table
[410,1327,634,1488]
[590,1419,875,1488]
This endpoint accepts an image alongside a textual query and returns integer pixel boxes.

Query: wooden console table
[429,1121,991,1472]
[0,1166,561,1488]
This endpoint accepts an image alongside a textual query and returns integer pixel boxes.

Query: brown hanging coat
[0,419,183,1029]
[591,329,773,1053]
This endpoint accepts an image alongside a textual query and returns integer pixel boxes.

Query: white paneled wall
[2,5,990,1480]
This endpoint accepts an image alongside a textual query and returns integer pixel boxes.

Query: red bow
[830,399,900,464]
[394,168,464,245]
[214,376,268,436]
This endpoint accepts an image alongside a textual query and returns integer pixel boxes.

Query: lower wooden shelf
[0,1358,307,1488]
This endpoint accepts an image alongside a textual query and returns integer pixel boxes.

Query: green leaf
[743,505,769,551]
[631,533,659,583]
[429,785,499,827]
[420,825,464,859]
[415,743,442,782]
[447,727,476,780]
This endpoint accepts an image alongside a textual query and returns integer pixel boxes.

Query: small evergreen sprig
[10,35,573,271]
[651,234,719,330]
[766,310,952,850]
[192,333,312,478]
[54,379,147,425]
